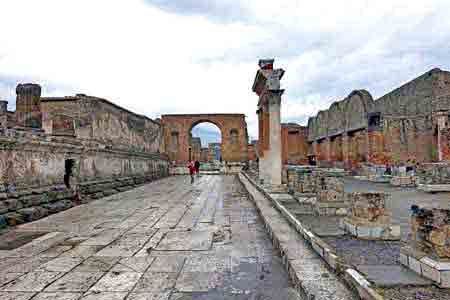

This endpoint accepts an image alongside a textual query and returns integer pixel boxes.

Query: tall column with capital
[252,59,284,186]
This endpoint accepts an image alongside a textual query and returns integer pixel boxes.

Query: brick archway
[161,114,248,163]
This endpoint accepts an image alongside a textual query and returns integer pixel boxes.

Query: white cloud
[0,0,449,139]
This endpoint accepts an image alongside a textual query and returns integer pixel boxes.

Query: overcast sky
[1,0,449,140]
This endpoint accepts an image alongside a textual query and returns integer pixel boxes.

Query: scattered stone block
[400,207,450,287]
[342,192,400,240]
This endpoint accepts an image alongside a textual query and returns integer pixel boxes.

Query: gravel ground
[323,236,403,266]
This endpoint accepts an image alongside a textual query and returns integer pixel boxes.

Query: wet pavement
[0,175,299,300]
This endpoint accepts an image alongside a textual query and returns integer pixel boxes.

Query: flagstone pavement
[0,175,298,300]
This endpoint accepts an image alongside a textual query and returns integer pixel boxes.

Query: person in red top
[187,161,195,184]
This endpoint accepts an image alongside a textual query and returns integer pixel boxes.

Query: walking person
[188,161,195,184]
[194,160,200,177]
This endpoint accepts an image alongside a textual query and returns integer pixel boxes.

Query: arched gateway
[161,114,248,163]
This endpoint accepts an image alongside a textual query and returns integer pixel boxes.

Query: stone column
[267,90,283,185]
[342,133,350,168]
[435,112,447,162]
[15,83,42,129]
[324,137,331,162]
[252,59,285,186]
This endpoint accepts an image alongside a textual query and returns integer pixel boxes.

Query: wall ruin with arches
[306,68,450,168]
[161,114,249,163]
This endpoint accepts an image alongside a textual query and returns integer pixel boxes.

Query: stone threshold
[238,172,362,300]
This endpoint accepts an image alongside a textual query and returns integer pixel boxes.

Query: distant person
[385,164,392,175]
[194,160,200,176]
[187,161,195,184]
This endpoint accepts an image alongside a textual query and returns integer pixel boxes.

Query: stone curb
[240,172,384,300]
[239,173,357,300]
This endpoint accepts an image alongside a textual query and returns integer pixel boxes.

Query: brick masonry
[161,114,248,163]
[304,68,450,170]
[0,84,169,229]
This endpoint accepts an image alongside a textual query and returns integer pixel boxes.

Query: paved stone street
[0,175,297,300]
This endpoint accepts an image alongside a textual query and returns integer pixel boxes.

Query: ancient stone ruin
[284,166,348,216]
[0,84,169,228]
[252,59,284,186]
[400,206,450,287]
[417,162,450,192]
[341,192,400,240]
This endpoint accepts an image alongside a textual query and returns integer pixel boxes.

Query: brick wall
[281,124,308,165]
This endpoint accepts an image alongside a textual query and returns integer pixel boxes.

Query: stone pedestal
[400,207,450,287]
[341,192,400,240]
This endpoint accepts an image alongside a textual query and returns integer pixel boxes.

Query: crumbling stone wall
[0,84,169,229]
[286,167,344,196]
[0,128,168,228]
[410,207,450,258]
[41,96,163,154]
[281,123,308,165]
[342,192,399,240]
[417,162,450,185]
[306,68,450,169]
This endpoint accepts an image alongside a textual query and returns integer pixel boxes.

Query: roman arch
[161,114,249,163]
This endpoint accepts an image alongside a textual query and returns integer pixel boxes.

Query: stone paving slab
[133,272,177,292]
[37,257,84,272]
[111,256,155,273]
[1,272,63,292]
[356,264,432,287]
[127,292,171,300]
[0,292,36,300]
[72,256,120,272]
[79,291,128,300]
[59,245,103,258]
[148,256,185,273]
[44,272,104,292]
[0,176,297,300]
[89,271,142,292]
[32,292,83,300]
[175,272,211,292]
[155,230,213,251]
[0,272,25,287]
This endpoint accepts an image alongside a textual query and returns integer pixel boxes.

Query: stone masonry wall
[306,68,450,169]
[41,96,163,154]
[0,128,169,228]
[417,162,450,185]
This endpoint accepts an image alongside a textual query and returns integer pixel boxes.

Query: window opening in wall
[64,159,75,189]
[171,132,179,152]
[368,112,381,130]
[230,129,239,144]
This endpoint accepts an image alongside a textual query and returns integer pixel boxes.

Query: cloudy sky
[1,0,449,140]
